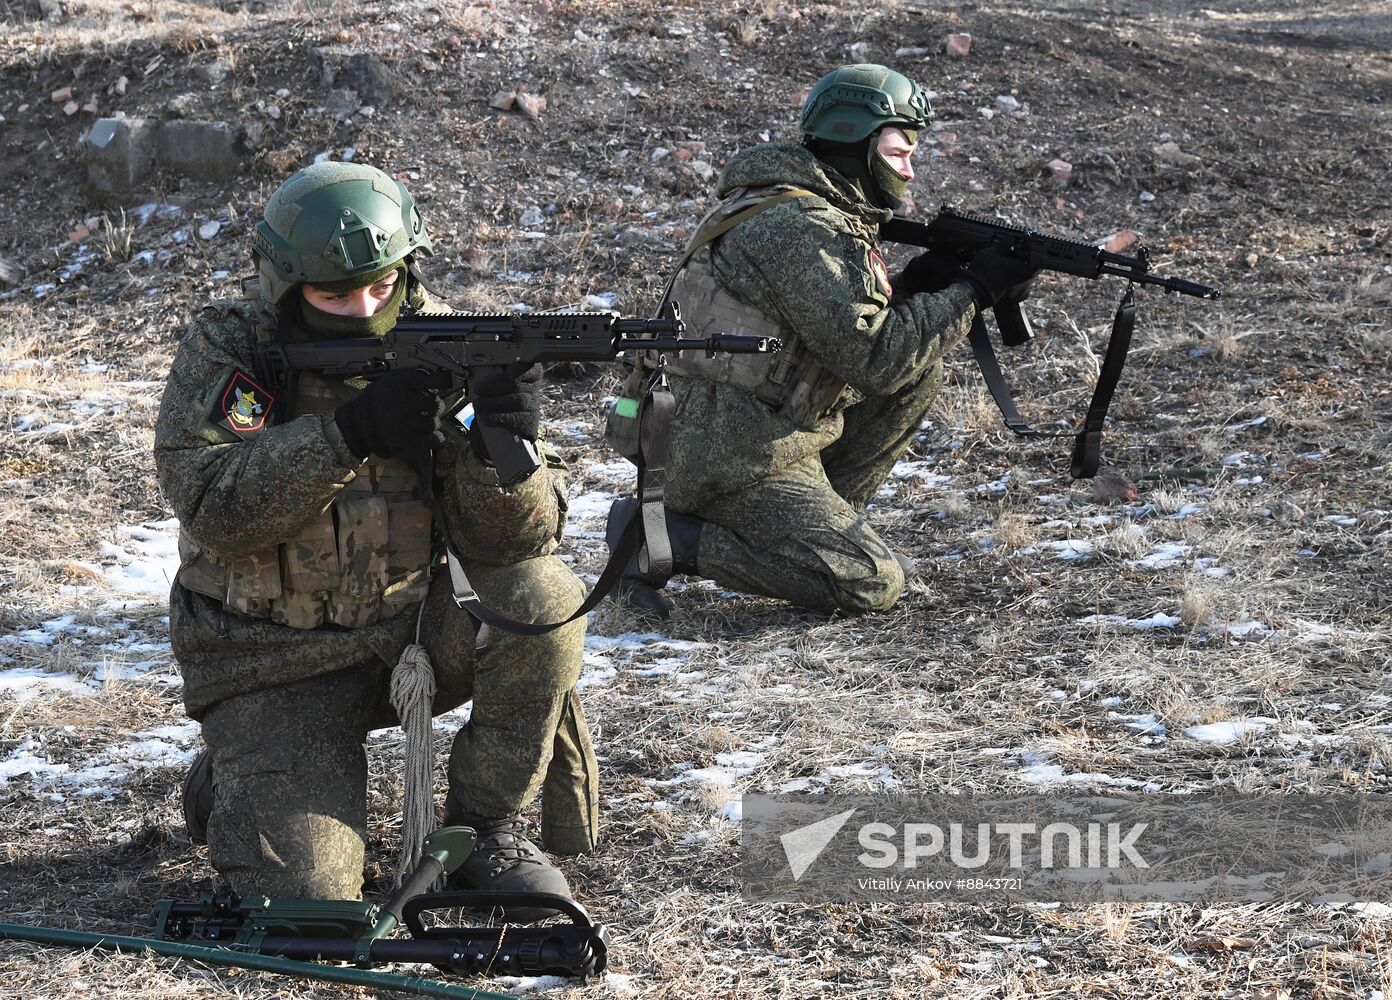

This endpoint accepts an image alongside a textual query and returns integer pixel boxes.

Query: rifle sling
[442,372,676,636]
[968,287,1135,480]
[655,187,817,310]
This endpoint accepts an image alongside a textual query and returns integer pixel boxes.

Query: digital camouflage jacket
[154,297,567,715]
[663,142,976,509]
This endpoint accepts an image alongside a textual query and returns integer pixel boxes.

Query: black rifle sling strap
[968,286,1136,479]
[440,369,676,636]
[1070,286,1135,479]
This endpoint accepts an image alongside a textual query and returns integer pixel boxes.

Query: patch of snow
[1079,612,1182,630]
[1129,542,1191,570]
[1039,539,1093,560]
[103,519,181,599]
[1183,717,1278,744]
[1223,620,1273,638]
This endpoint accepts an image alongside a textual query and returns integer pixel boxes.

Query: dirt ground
[0,0,1389,998]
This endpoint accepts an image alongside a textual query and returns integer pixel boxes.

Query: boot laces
[476,817,538,872]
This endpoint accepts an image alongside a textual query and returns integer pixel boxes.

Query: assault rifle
[0,827,607,999]
[256,303,774,488]
[880,205,1221,477]
[256,303,777,635]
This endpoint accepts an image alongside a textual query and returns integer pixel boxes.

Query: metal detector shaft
[0,922,516,1000]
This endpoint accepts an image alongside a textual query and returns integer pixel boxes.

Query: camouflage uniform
[155,297,596,900]
[663,142,976,614]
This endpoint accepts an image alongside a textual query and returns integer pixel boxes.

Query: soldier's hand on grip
[465,363,543,462]
[892,251,964,298]
[960,248,1039,309]
[334,367,449,460]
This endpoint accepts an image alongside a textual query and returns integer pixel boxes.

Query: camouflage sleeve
[715,203,977,396]
[434,439,566,565]
[153,310,363,557]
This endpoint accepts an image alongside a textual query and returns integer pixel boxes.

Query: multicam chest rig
[175,299,434,630]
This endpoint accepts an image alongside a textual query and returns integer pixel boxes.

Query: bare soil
[0,1,1389,998]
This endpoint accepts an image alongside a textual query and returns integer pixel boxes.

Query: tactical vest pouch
[175,535,230,604]
[280,510,339,593]
[328,592,383,628]
[603,367,647,462]
[225,548,282,604]
[665,254,854,431]
[270,590,326,630]
[382,502,433,606]
[335,497,391,598]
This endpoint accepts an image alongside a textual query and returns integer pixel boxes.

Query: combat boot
[448,813,572,923]
[183,747,214,845]
[604,497,703,620]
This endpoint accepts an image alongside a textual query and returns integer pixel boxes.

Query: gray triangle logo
[780,808,858,881]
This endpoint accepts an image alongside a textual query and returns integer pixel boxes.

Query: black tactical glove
[959,248,1039,309]
[892,251,963,299]
[334,367,450,460]
[466,363,543,462]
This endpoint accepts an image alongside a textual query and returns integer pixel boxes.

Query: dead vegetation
[1,0,1390,997]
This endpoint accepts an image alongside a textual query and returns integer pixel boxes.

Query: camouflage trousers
[196,555,594,900]
[678,363,942,614]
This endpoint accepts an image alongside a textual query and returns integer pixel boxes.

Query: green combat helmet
[800,63,932,144]
[252,161,433,305]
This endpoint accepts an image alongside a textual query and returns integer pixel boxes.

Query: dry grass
[2,1,1391,998]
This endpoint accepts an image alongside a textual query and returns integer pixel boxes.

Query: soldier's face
[301,269,400,317]
[876,127,917,181]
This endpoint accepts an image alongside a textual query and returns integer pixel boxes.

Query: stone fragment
[1153,140,1202,170]
[1045,158,1072,185]
[157,120,248,181]
[489,90,515,111]
[63,100,79,116]
[687,160,716,182]
[518,205,544,227]
[515,90,546,120]
[895,46,930,58]
[338,53,398,106]
[194,59,229,86]
[996,95,1020,112]
[51,85,72,103]
[325,89,359,118]
[198,221,222,240]
[0,258,22,288]
[166,93,197,117]
[945,33,972,58]
[1101,229,1138,253]
[84,116,158,201]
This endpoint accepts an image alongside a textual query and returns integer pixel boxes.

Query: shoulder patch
[868,247,893,298]
[212,370,274,435]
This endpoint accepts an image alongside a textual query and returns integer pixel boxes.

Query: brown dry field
[1,1,1390,998]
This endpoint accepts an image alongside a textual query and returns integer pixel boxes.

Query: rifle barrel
[1098,264,1221,298]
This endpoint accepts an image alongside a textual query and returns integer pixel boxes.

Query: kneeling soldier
[157,162,598,916]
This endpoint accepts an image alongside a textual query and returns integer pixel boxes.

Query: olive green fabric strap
[656,187,817,309]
